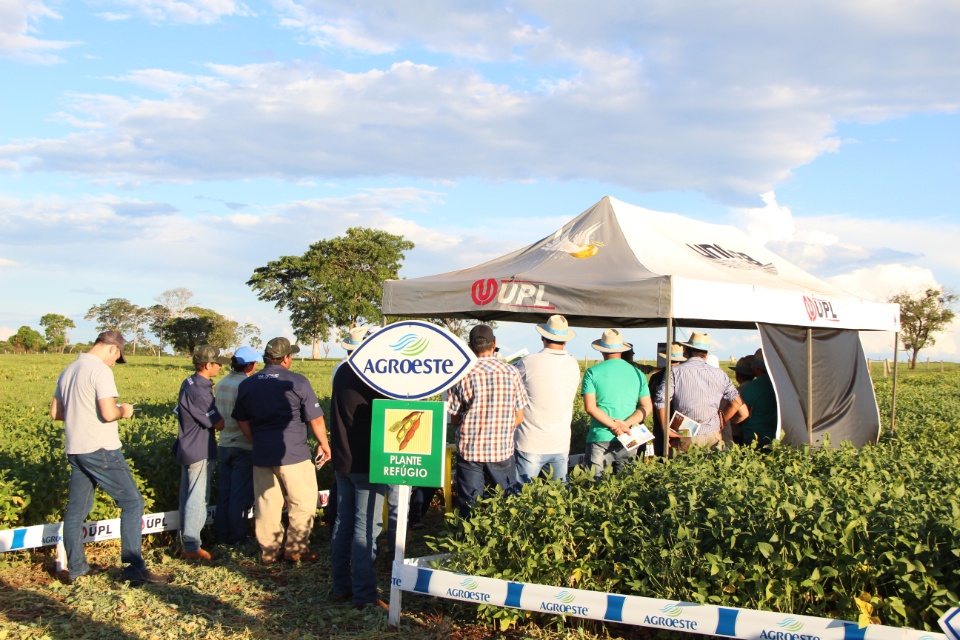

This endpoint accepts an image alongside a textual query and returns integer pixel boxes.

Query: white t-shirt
[54,353,122,455]
[513,348,582,454]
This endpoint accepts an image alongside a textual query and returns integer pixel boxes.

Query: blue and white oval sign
[348,320,477,400]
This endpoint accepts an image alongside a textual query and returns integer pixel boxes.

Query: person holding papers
[581,329,653,479]
[654,332,743,452]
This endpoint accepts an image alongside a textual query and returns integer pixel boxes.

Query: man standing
[328,359,388,609]
[175,345,229,561]
[448,324,528,517]
[50,331,171,585]
[732,348,778,448]
[513,315,581,483]
[233,337,330,564]
[648,343,686,457]
[581,329,653,479]
[655,331,744,452]
[213,346,262,547]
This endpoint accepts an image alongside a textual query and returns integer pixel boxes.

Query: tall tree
[155,288,194,317]
[183,306,239,349]
[39,314,76,353]
[248,227,413,359]
[236,323,261,350]
[889,287,958,369]
[85,298,141,335]
[165,316,215,355]
[147,304,173,355]
[9,326,45,353]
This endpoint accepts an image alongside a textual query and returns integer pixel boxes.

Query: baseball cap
[232,346,263,365]
[96,330,127,364]
[264,337,300,359]
[193,345,231,366]
[468,324,496,345]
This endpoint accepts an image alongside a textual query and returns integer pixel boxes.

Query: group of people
[50,319,777,606]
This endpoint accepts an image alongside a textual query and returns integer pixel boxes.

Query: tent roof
[382,196,900,332]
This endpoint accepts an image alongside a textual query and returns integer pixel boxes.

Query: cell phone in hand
[314,451,327,470]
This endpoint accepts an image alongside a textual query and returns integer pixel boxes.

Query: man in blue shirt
[175,344,229,561]
[233,337,331,564]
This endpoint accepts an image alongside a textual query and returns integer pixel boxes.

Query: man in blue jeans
[328,362,388,609]
[175,344,229,561]
[448,324,528,517]
[50,331,171,585]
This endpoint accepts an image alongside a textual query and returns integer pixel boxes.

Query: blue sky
[2,0,958,361]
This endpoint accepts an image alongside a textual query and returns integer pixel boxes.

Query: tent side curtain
[759,324,880,448]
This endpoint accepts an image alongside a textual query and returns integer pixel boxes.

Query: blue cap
[233,346,263,365]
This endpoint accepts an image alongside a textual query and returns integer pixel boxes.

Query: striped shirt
[214,371,252,450]
[654,356,739,434]
[448,357,529,462]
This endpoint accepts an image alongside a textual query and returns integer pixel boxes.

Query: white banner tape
[0,490,330,553]
[391,559,948,640]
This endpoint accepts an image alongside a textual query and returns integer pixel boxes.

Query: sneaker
[123,568,173,586]
[182,548,220,562]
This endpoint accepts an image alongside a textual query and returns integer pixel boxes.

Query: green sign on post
[369,399,446,487]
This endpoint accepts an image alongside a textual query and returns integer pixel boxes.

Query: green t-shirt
[581,359,650,443]
[739,374,778,444]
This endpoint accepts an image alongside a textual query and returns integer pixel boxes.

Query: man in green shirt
[581,329,652,479]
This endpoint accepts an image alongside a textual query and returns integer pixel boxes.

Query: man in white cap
[513,315,581,483]
[213,346,263,547]
[581,329,653,479]
[654,331,743,452]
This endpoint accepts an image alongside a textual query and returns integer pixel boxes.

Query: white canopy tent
[383,196,901,448]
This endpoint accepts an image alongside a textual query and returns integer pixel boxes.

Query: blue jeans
[63,448,146,579]
[384,485,437,549]
[585,440,634,479]
[214,447,254,545]
[179,459,212,552]
[330,471,386,605]
[515,450,569,483]
[455,455,518,518]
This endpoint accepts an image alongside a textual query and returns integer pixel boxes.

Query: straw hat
[591,328,631,353]
[657,342,687,368]
[750,348,767,372]
[535,315,576,342]
[341,326,372,352]
[732,356,755,376]
[678,331,711,352]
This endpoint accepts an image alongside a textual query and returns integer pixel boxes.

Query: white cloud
[0,0,74,63]
[101,0,253,24]
[0,327,14,341]
[0,257,17,266]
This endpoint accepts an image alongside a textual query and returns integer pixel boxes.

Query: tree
[183,307,240,349]
[165,316,215,355]
[236,323,261,350]
[85,298,142,341]
[155,288,194,317]
[9,326,45,353]
[249,335,262,350]
[147,304,173,355]
[248,227,414,359]
[39,314,76,353]
[889,287,958,369]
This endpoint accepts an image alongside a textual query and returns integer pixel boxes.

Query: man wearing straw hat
[654,331,743,452]
[648,343,686,457]
[513,315,582,483]
[581,329,653,479]
[731,348,778,448]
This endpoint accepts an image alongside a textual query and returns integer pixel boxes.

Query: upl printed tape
[392,559,948,640]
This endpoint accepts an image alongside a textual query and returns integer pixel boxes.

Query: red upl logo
[471,279,498,306]
[803,295,817,321]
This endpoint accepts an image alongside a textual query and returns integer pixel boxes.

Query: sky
[1,0,959,362]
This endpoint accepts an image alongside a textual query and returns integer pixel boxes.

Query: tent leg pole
[806,328,813,447]
[663,319,673,460]
[891,332,899,434]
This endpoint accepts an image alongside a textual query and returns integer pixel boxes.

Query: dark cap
[96,330,127,364]
[264,337,300,359]
[468,324,496,345]
[193,345,231,366]
[732,356,755,377]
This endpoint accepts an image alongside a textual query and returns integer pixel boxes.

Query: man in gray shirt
[513,315,581,483]
[50,331,171,585]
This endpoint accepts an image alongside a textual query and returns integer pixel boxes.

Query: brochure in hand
[669,411,701,438]
[616,424,655,454]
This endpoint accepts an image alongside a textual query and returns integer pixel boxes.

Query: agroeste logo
[759,616,823,640]
[389,333,429,357]
[539,590,589,616]
[445,576,490,602]
[460,578,479,590]
[642,603,698,631]
[778,618,804,633]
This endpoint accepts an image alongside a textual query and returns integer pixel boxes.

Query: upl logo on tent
[348,320,477,400]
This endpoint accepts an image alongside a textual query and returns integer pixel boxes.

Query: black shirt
[329,364,387,475]
[175,373,221,466]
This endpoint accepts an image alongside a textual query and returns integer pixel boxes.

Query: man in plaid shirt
[448,324,528,517]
